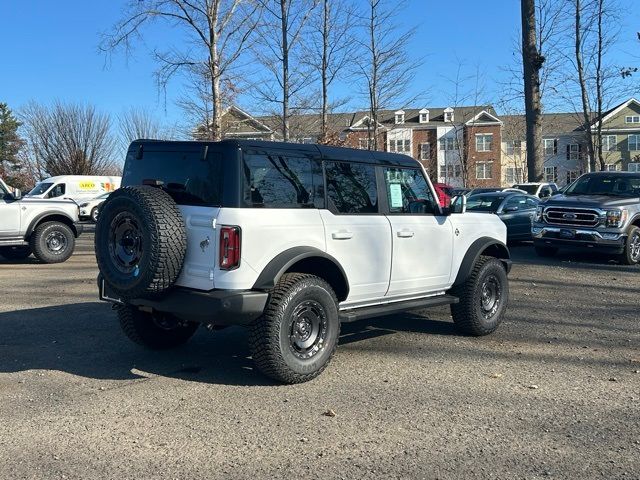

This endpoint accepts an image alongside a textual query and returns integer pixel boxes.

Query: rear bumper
[532,225,626,253]
[98,276,268,326]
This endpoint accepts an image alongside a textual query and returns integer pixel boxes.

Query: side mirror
[445,194,466,215]
[503,206,519,213]
[11,189,22,200]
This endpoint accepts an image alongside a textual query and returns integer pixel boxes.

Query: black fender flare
[25,212,79,238]
[252,246,350,300]
[452,237,511,287]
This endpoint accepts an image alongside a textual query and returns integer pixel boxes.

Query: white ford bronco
[0,177,83,263]
[95,140,511,383]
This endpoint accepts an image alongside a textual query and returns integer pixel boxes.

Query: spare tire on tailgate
[95,185,187,299]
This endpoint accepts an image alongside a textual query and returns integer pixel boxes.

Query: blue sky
[1,0,639,127]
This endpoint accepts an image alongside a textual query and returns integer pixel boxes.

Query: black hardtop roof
[129,139,420,168]
[582,171,640,177]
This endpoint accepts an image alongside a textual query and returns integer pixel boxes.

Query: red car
[433,183,454,207]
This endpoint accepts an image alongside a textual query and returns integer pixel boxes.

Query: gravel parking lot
[0,233,638,480]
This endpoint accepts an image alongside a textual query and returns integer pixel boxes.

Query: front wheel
[91,206,99,223]
[30,221,75,263]
[249,273,340,384]
[116,304,199,350]
[0,246,32,260]
[450,256,509,336]
[618,225,640,265]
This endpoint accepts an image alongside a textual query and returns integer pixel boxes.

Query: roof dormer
[419,108,429,124]
[395,110,405,124]
[444,107,454,122]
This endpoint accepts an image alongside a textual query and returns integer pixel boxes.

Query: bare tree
[20,102,117,178]
[118,107,166,145]
[521,0,545,182]
[253,0,319,141]
[354,0,418,150]
[304,0,354,140]
[101,0,260,141]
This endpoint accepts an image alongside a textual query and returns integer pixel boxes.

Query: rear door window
[242,153,324,208]
[325,162,378,214]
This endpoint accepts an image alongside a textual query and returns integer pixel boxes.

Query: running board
[339,294,459,323]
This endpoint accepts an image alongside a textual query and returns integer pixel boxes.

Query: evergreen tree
[0,102,24,178]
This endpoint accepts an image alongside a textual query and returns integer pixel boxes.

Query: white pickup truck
[0,178,83,263]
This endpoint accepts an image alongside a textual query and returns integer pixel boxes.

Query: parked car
[466,192,540,241]
[433,182,454,207]
[532,171,640,264]
[451,188,471,197]
[0,177,83,263]
[26,175,121,202]
[95,139,512,384]
[512,182,559,199]
[79,192,111,222]
[468,187,527,197]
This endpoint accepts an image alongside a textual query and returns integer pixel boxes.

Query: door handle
[331,230,353,240]
[397,230,414,238]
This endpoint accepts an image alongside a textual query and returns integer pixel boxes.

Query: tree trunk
[281,0,290,142]
[574,0,596,172]
[321,0,329,139]
[595,0,604,170]
[521,0,544,182]
[369,1,378,150]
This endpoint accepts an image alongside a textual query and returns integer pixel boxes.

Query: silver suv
[0,178,83,263]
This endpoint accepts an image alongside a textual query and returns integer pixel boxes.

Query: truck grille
[543,207,601,227]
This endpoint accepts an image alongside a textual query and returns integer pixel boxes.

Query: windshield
[28,182,53,196]
[565,174,640,197]
[513,184,539,195]
[466,195,505,212]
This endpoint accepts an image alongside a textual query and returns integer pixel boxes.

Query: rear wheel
[618,225,640,265]
[450,256,509,336]
[30,222,75,263]
[116,304,198,350]
[249,274,340,384]
[0,246,32,260]
[535,245,558,257]
[90,206,99,223]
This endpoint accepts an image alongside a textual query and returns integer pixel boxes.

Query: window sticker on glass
[389,183,403,208]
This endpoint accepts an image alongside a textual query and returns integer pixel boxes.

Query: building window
[628,134,640,151]
[419,113,428,123]
[419,143,430,160]
[604,163,620,171]
[505,140,521,156]
[439,164,462,179]
[444,108,454,122]
[388,139,411,153]
[567,143,580,160]
[601,135,617,152]
[625,116,640,123]
[358,137,373,150]
[629,163,640,172]
[543,139,557,156]
[439,137,456,151]
[505,167,524,184]
[566,170,581,184]
[544,166,558,183]
[476,162,493,180]
[395,111,405,124]
[475,134,493,152]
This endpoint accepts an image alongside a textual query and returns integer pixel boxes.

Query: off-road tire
[0,246,32,260]
[249,273,340,384]
[90,206,99,223]
[30,222,75,264]
[450,256,509,336]
[535,245,558,257]
[95,186,187,299]
[116,304,198,350]
[618,225,640,265]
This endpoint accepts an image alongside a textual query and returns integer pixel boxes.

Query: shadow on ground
[0,302,459,387]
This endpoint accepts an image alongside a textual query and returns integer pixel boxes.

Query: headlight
[535,206,544,222]
[606,209,628,228]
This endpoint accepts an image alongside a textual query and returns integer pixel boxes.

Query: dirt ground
[0,233,638,480]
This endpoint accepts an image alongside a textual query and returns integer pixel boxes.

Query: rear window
[122,149,223,206]
[242,152,324,208]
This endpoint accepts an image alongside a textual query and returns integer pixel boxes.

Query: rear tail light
[219,226,241,270]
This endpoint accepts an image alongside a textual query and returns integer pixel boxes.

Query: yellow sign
[79,181,96,190]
